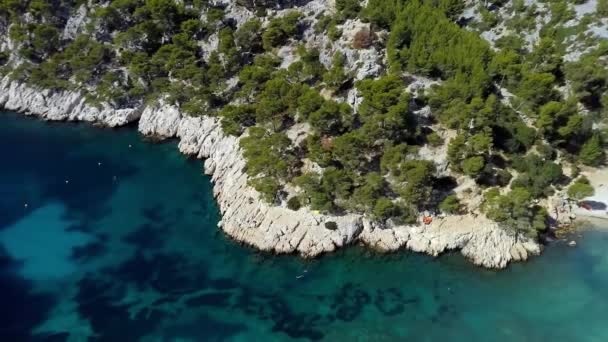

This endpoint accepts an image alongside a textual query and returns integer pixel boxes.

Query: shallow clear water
[1,112,608,342]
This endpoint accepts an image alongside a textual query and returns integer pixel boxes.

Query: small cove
[1,111,608,341]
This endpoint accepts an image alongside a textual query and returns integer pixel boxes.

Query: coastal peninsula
[1,0,607,268]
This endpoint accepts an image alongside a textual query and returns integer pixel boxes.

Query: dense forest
[1,0,607,238]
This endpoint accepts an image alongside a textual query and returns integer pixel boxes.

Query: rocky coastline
[0,76,542,269]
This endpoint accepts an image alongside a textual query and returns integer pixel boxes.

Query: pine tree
[579,134,605,166]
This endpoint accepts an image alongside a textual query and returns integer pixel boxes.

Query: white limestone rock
[222,2,255,28]
[62,5,89,40]
[176,116,209,155]
[0,76,140,127]
[138,103,182,138]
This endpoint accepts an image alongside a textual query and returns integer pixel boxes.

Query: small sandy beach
[573,168,608,221]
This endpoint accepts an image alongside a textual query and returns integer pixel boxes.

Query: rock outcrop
[0,77,141,127]
[62,4,89,40]
[0,77,541,268]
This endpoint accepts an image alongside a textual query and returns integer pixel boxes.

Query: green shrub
[362,0,400,29]
[335,0,361,19]
[510,155,563,198]
[287,196,302,210]
[0,51,9,65]
[373,198,399,220]
[235,19,262,53]
[439,194,461,214]
[387,1,491,83]
[483,187,547,236]
[327,23,342,41]
[427,131,443,146]
[30,24,60,58]
[219,105,257,136]
[249,177,281,203]
[567,177,594,200]
[262,11,301,50]
[462,156,485,177]
[323,52,350,90]
[240,127,296,181]
[579,134,605,166]
[600,0,608,17]
[324,221,338,230]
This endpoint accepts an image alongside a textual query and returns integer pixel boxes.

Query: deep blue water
[1,111,608,341]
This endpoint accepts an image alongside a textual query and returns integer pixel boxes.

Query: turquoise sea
[1,111,608,341]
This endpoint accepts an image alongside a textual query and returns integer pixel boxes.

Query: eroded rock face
[0,76,141,127]
[0,76,541,269]
[62,4,89,40]
[358,215,541,269]
[138,102,182,138]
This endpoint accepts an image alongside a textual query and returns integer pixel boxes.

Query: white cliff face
[359,214,540,269]
[0,77,141,127]
[138,102,182,138]
[0,76,541,269]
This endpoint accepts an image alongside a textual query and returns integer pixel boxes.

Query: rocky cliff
[0,77,140,127]
[0,76,541,269]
